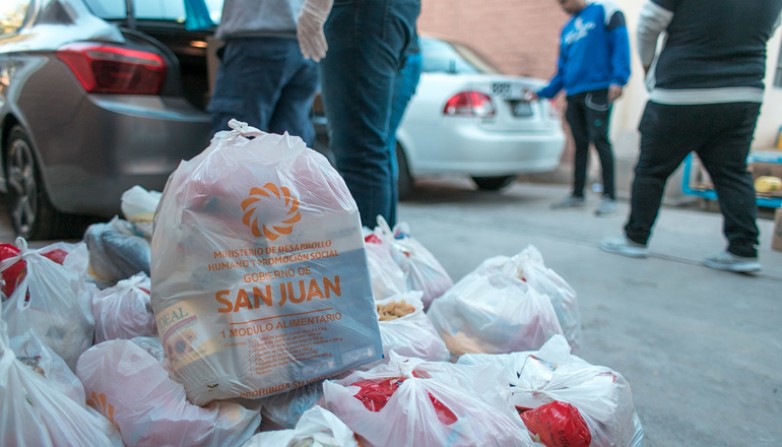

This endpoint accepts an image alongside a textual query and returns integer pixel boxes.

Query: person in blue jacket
[531,0,631,216]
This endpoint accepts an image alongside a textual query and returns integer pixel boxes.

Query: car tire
[471,175,517,191]
[4,125,68,240]
[396,143,415,200]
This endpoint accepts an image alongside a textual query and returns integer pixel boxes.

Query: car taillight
[443,91,496,118]
[56,43,166,95]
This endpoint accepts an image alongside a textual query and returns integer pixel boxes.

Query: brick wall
[418,0,568,80]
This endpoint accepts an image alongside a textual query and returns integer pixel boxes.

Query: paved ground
[1,179,780,446]
[398,179,782,447]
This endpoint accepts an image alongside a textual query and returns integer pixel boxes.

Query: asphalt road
[1,179,781,446]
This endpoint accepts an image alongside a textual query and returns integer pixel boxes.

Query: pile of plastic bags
[0,122,644,447]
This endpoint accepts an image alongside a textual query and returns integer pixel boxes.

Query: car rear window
[83,0,222,23]
[421,38,502,75]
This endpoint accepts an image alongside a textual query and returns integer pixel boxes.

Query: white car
[393,36,566,197]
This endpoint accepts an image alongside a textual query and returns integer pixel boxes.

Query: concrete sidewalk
[399,179,782,447]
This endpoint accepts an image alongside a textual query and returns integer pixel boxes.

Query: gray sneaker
[703,251,761,273]
[551,196,585,209]
[594,198,617,216]
[599,236,649,258]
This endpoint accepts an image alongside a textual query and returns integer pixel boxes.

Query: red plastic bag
[520,401,591,447]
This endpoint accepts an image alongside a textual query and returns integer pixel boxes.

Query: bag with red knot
[459,335,645,447]
[0,237,94,371]
[151,120,382,405]
[321,353,536,447]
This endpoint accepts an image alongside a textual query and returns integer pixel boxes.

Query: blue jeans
[387,48,422,226]
[208,37,319,146]
[319,0,420,227]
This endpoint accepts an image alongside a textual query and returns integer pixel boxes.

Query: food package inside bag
[370,291,450,367]
[151,121,382,405]
[427,258,563,357]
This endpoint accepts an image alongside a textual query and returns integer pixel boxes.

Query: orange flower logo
[87,391,116,423]
[241,183,301,240]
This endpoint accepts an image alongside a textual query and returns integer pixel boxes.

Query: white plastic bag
[92,272,156,343]
[481,246,583,352]
[243,406,358,447]
[427,256,563,356]
[1,237,95,370]
[84,217,151,287]
[371,292,449,366]
[76,339,261,447]
[362,229,408,300]
[374,217,453,309]
[151,121,382,404]
[321,353,534,447]
[459,335,644,447]
[0,320,122,447]
[121,185,162,239]
[10,330,86,405]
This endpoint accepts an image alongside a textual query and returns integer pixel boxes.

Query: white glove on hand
[297,0,333,62]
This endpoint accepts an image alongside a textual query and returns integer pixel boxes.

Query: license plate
[511,100,532,117]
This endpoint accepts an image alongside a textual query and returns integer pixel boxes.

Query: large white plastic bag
[10,330,86,405]
[92,272,156,343]
[321,353,534,447]
[480,245,583,352]
[375,217,453,309]
[0,321,122,447]
[0,238,94,371]
[151,121,382,404]
[459,335,643,447]
[76,339,261,447]
[243,406,358,447]
[427,259,563,356]
[371,292,449,366]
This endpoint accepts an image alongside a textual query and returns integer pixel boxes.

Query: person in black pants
[531,0,631,216]
[600,0,782,273]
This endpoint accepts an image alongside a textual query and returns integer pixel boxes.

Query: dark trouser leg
[695,103,760,258]
[584,90,615,199]
[625,102,692,245]
[565,93,589,198]
[268,52,319,147]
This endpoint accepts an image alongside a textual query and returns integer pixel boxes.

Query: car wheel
[471,175,517,191]
[396,143,415,200]
[4,125,66,240]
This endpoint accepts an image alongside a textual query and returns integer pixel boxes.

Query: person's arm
[606,9,630,102]
[536,47,566,100]
[637,0,675,73]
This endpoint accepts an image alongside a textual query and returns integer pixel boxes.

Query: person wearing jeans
[600,0,782,273]
[319,0,421,227]
[207,0,320,146]
[531,0,631,216]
